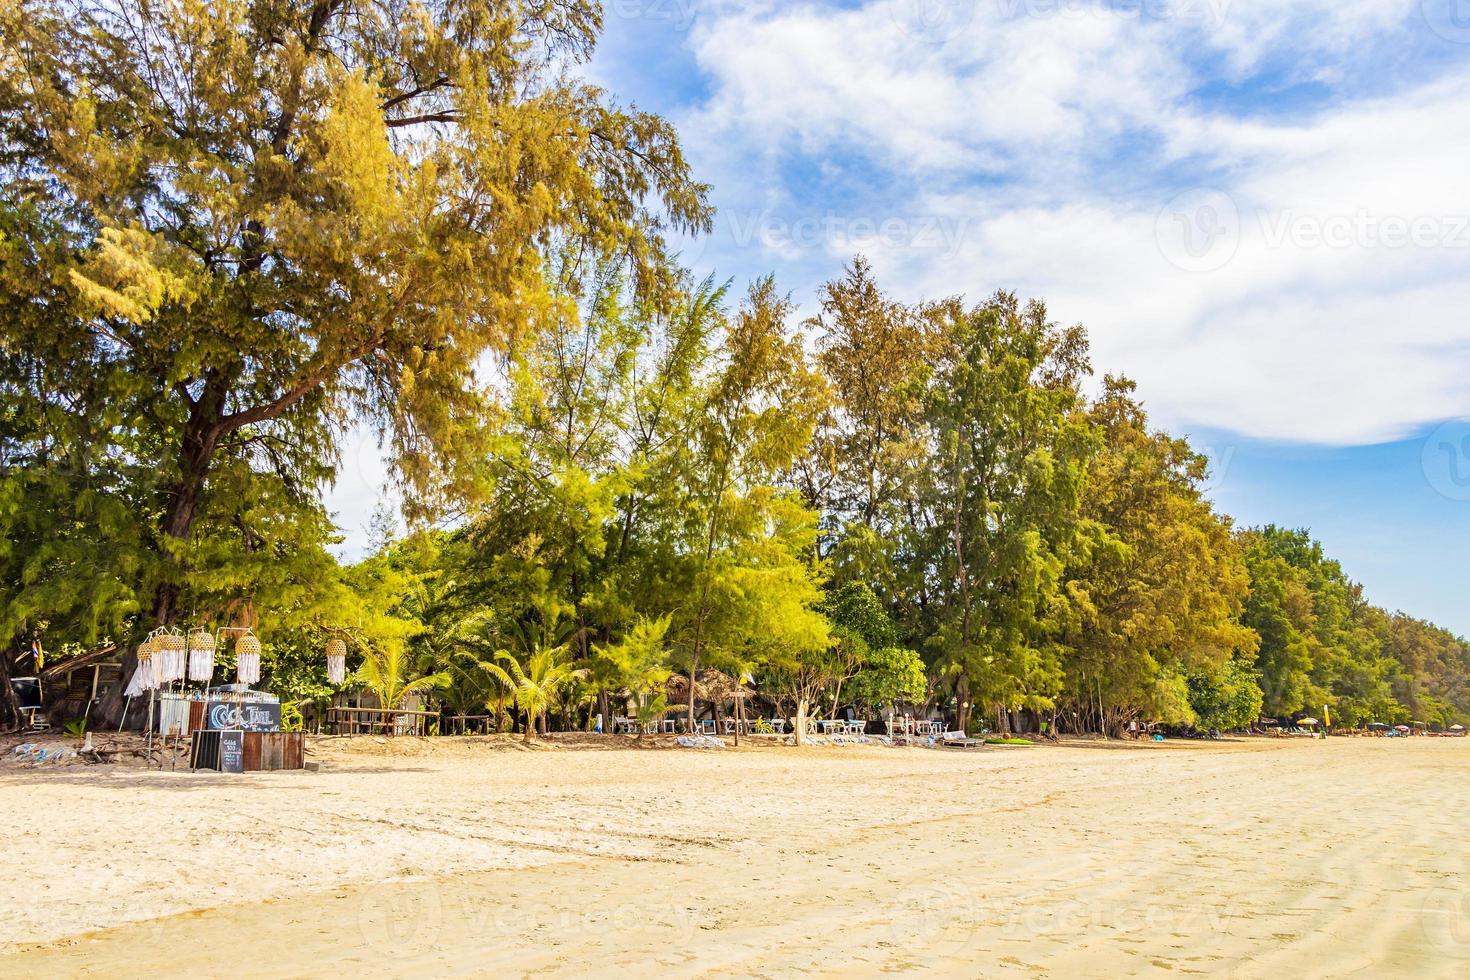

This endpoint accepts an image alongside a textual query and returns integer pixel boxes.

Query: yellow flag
[1323,704,1330,729]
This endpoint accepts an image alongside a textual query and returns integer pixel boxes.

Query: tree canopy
[1,7,1465,736]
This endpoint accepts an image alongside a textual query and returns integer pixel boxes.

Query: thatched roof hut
[666,669,750,705]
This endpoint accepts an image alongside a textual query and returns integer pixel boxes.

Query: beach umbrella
[235,631,262,686]
[1298,717,1319,726]
[187,629,216,681]
[325,635,347,685]
[1395,724,1411,732]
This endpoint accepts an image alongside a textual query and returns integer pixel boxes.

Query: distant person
[594,712,603,735]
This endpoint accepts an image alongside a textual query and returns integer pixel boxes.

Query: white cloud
[671,0,1470,444]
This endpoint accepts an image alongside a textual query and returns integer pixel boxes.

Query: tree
[480,646,584,745]
[799,257,934,577]
[1188,659,1265,731]
[817,582,897,715]
[0,0,709,725]
[1059,376,1256,736]
[1239,534,1320,718]
[591,615,673,733]
[673,277,828,726]
[1381,614,1470,727]
[352,642,445,719]
[849,646,927,727]
[920,292,1095,734]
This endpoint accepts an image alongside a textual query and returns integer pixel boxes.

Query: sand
[1,735,1466,977]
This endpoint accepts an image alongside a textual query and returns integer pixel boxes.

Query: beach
[2,736,1466,977]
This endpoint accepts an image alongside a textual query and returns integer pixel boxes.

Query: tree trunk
[955,673,971,734]
[96,382,228,729]
[686,665,697,731]
[0,643,23,733]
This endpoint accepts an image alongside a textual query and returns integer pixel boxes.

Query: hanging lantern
[160,631,187,683]
[235,632,261,686]
[135,635,159,691]
[187,629,216,682]
[124,646,150,698]
[325,635,347,686]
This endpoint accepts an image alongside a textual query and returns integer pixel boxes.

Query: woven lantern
[159,631,187,684]
[235,631,261,686]
[135,634,158,691]
[187,629,216,682]
[325,635,347,686]
[124,641,151,697]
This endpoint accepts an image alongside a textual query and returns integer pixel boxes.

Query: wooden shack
[190,729,305,772]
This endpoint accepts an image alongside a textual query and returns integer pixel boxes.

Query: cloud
[667,0,1470,444]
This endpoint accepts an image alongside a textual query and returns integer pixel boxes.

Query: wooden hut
[665,669,750,730]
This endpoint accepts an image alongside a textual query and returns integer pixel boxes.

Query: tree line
[1,1,1466,735]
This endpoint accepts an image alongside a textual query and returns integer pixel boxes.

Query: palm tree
[480,646,585,744]
[352,641,447,733]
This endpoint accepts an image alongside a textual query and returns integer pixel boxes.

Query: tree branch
[385,111,460,129]
[380,77,452,112]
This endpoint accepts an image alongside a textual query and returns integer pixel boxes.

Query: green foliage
[917,292,1095,729]
[592,616,673,704]
[279,701,305,734]
[849,646,927,709]
[1,0,1464,749]
[1059,376,1256,734]
[1188,659,1266,730]
[0,0,708,720]
[481,643,584,744]
[1241,526,1415,727]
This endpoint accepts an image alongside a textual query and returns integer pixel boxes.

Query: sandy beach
[2,736,1466,977]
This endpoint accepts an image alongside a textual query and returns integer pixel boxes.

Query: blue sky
[333,1,1470,633]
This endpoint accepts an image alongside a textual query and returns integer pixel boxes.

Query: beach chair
[940,730,983,750]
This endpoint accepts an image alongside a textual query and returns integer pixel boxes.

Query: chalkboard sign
[204,699,280,732]
[218,730,244,773]
[190,730,243,772]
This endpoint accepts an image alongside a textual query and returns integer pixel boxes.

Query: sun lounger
[940,730,983,750]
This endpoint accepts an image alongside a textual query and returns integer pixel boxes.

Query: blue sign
[205,699,280,732]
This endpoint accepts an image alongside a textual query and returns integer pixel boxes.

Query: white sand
[2,735,1467,976]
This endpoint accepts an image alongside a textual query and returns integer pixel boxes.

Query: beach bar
[185,685,304,773]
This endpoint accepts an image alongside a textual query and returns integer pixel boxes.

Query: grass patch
[983,737,1035,746]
